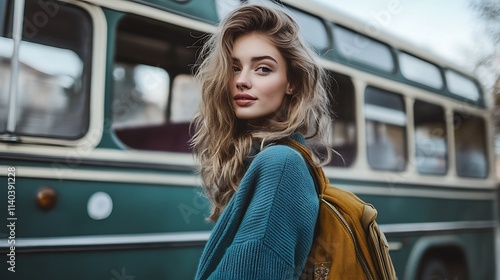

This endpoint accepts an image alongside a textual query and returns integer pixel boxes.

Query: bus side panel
[0,169,211,279]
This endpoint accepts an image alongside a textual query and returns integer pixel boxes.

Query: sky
[315,0,485,74]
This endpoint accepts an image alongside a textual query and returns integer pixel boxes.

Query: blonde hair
[191,4,332,221]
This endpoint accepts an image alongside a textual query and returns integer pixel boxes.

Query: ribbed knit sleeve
[196,144,318,280]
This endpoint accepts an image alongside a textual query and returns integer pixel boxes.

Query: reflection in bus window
[170,75,201,123]
[113,63,169,128]
[445,70,480,102]
[0,2,92,139]
[112,14,202,153]
[0,1,11,132]
[333,25,394,73]
[327,72,356,167]
[365,86,406,171]
[0,0,8,37]
[399,52,443,89]
[454,113,488,178]
[414,100,447,175]
[0,38,12,133]
[16,42,84,137]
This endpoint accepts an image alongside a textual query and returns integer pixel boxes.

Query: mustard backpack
[283,138,398,280]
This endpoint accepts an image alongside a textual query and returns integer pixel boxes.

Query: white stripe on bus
[0,220,494,249]
[379,220,496,235]
[0,231,212,248]
[337,184,496,201]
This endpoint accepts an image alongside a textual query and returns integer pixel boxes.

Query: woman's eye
[257,67,271,73]
[232,66,240,72]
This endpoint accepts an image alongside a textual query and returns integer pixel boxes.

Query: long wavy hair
[191,4,332,221]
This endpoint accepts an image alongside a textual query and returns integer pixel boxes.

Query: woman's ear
[286,84,294,95]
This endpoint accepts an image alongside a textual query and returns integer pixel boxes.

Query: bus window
[0,0,8,35]
[414,100,447,175]
[332,25,394,73]
[286,5,330,51]
[364,86,406,171]
[454,112,488,178]
[445,70,480,102]
[328,72,356,167]
[0,0,12,132]
[399,52,443,89]
[0,1,92,139]
[113,14,202,153]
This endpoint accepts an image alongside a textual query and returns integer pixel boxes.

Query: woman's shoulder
[249,143,308,174]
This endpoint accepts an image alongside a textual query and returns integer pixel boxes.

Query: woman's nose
[236,70,251,90]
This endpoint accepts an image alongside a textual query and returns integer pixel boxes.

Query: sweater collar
[244,132,306,166]
[289,132,306,144]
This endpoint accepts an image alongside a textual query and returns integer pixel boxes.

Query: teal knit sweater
[195,134,319,279]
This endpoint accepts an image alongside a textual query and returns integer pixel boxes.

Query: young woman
[191,3,332,279]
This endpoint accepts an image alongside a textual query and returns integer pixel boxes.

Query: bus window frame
[0,1,106,148]
[111,11,205,153]
[397,51,445,91]
[331,23,396,74]
[364,85,408,172]
[444,68,484,107]
[413,99,448,176]
[284,4,331,52]
[325,70,357,168]
[452,110,489,179]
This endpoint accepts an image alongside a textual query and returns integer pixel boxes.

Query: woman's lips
[234,93,256,106]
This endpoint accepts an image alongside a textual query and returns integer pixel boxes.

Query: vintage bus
[0,0,497,279]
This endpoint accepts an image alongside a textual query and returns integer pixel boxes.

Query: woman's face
[230,32,292,123]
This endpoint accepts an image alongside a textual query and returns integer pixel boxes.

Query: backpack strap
[281,138,329,196]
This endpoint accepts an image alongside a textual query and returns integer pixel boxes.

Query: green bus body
[0,0,497,279]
